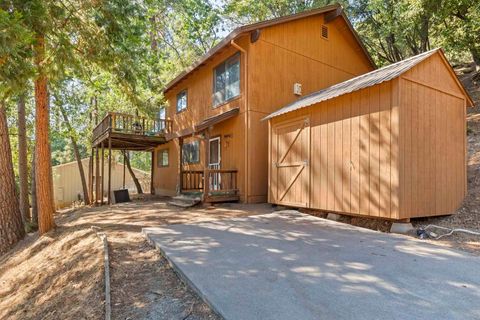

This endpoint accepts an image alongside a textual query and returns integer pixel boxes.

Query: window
[159,107,166,120]
[157,106,166,131]
[157,149,169,167]
[213,53,240,107]
[176,90,187,112]
[182,140,200,164]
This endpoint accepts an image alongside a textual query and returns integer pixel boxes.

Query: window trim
[182,140,200,164]
[212,53,241,108]
[176,89,188,113]
[157,149,169,168]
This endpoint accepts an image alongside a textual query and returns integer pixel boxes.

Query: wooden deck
[92,112,172,150]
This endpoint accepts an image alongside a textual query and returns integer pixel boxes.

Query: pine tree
[0,103,25,254]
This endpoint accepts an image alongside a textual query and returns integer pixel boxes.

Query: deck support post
[179,137,183,194]
[107,137,112,205]
[150,150,155,195]
[122,150,126,189]
[203,130,210,202]
[89,148,94,204]
[95,147,100,206]
[101,142,105,205]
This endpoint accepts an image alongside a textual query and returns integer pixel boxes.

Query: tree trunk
[470,47,480,71]
[0,103,25,254]
[122,151,143,194]
[59,104,90,204]
[17,95,30,223]
[31,152,38,227]
[34,34,55,235]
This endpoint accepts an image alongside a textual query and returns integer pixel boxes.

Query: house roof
[263,48,474,121]
[163,4,375,94]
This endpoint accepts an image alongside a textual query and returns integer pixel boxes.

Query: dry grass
[0,227,103,319]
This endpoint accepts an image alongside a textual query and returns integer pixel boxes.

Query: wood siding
[398,54,467,218]
[247,14,373,202]
[153,115,247,201]
[268,52,467,220]
[164,37,249,133]
[270,81,399,218]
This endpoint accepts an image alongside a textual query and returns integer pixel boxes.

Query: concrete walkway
[143,211,480,320]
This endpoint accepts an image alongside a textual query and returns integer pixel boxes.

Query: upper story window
[182,140,200,164]
[176,90,187,112]
[157,106,166,131]
[213,53,240,107]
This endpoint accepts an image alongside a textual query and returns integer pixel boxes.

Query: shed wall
[53,159,150,208]
[270,81,400,219]
[398,55,467,218]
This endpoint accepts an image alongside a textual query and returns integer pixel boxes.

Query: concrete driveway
[143,211,480,320]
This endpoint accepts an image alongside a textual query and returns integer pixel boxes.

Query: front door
[209,137,221,190]
[271,117,310,207]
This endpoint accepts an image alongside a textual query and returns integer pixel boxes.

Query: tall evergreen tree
[0,103,25,254]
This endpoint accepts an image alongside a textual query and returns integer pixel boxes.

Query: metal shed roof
[263,48,472,121]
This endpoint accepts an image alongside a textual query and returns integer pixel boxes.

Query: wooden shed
[264,49,473,221]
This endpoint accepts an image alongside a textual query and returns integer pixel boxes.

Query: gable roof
[263,48,474,121]
[163,4,375,94]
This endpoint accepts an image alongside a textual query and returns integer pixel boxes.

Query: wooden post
[122,150,126,189]
[95,147,100,206]
[150,150,155,195]
[204,130,210,202]
[179,137,183,194]
[89,148,94,204]
[107,138,112,205]
[101,142,104,205]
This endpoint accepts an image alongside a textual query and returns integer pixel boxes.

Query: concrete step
[168,194,202,208]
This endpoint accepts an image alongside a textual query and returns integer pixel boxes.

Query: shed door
[271,117,310,207]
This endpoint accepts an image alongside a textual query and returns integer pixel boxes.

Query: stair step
[168,200,199,208]
[168,194,202,208]
[172,195,202,202]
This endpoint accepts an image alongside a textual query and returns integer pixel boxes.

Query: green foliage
[223,0,337,22]
[0,9,34,100]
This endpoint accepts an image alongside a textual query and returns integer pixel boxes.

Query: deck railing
[181,168,239,202]
[181,170,204,191]
[92,112,172,142]
[205,169,238,194]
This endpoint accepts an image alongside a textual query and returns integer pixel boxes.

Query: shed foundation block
[390,222,414,234]
[327,213,341,221]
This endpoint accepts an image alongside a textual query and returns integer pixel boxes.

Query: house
[264,49,473,220]
[53,158,150,209]
[153,4,376,203]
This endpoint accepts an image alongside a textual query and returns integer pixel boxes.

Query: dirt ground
[0,198,272,320]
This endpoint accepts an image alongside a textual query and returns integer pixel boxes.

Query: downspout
[230,39,249,203]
